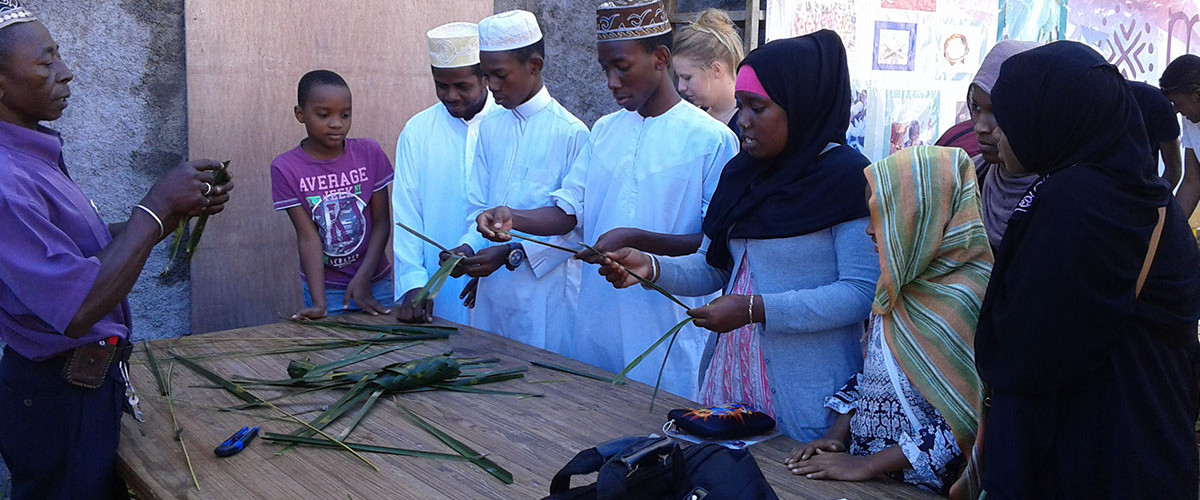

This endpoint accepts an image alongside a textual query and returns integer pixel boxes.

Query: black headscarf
[976,41,1199,394]
[701,30,870,271]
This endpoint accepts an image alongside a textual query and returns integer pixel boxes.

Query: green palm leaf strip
[648,323,684,413]
[426,385,542,397]
[223,380,356,411]
[165,363,200,491]
[531,361,625,385]
[413,256,463,303]
[577,242,688,310]
[285,355,460,446]
[261,433,476,461]
[143,343,169,396]
[160,160,231,275]
[184,160,231,261]
[395,219,451,253]
[169,351,379,470]
[337,388,385,441]
[158,221,188,277]
[500,234,689,310]
[397,404,513,484]
[288,319,455,336]
[612,317,695,387]
[502,231,583,254]
[290,344,414,380]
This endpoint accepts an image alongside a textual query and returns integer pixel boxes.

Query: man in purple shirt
[0,3,234,498]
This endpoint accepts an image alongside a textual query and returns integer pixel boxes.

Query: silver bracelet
[134,204,164,239]
[648,253,660,283]
[748,294,755,324]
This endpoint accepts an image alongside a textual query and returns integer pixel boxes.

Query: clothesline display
[764,0,1200,162]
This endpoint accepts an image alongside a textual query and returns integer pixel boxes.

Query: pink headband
[735,66,769,99]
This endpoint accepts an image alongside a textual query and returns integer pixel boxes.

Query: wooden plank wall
[187,1,493,333]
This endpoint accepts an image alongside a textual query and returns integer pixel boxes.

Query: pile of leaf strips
[161,319,529,483]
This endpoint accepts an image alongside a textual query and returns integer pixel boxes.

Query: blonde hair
[674,9,744,76]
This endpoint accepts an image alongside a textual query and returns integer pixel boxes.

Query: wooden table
[118,315,942,499]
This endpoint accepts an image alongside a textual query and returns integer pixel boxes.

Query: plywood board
[187,1,493,333]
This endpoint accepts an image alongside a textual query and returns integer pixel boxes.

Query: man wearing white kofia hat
[474,0,738,399]
[393,21,498,325]
[445,10,588,354]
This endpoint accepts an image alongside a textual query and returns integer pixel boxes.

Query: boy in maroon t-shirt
[270,70,394,319]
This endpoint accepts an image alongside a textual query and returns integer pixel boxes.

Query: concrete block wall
[36,0,192,342]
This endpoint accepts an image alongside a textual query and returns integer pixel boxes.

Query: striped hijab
[865,146,993,472]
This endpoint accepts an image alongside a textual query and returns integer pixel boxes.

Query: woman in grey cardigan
[598,31,878,441]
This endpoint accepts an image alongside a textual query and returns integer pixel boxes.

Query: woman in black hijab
[976,41,1200,499]
[597,30,880,441]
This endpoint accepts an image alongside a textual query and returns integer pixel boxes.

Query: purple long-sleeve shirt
[0,121,131,361]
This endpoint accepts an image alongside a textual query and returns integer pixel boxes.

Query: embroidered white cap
[479,10,543,52]
[426,22,481,69]
[0,0,37,32]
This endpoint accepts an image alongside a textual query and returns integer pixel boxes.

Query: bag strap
[549,447,607,494]
[595,438,683,500]
[549,436,665,495]
[1136,206,1167,298]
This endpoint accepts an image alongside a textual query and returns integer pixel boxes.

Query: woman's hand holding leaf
[687,294,753,333]
[395,288,433,323]
[597,247,651,289]
[476,206,514,242]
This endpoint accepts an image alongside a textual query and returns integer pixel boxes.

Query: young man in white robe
[474,0,738,398]
[392,22,498,325]
[445,10,589,353]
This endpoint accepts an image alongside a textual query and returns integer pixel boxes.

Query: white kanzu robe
[550,100,738,399]
[460,87,589,353]
[392,96,498,325]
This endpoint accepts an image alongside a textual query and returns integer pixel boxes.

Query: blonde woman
[674,9,744,135]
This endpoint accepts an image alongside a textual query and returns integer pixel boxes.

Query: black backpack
[543,436,779,500]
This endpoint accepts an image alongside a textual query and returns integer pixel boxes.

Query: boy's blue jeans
[302,276,394,316]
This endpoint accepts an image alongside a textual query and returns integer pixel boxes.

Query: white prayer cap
[426,22,481,69]
[0,0,37,32]
[478,10,543,52]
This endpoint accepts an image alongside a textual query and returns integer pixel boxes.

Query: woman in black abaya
[975,41,1200,499]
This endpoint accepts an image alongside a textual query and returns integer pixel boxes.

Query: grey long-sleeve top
[656,217,880,440]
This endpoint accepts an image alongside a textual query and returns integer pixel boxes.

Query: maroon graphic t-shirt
[270,138,393,288]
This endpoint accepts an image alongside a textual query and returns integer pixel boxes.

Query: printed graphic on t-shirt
[300,168,369,269]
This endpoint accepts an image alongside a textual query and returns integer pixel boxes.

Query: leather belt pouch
[61,341,117,389]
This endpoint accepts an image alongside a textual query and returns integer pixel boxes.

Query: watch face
[507,248,526,268]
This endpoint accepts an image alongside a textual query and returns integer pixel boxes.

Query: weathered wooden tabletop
[117,315,941,499]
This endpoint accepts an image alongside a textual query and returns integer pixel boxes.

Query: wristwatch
[505,242,526,271]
